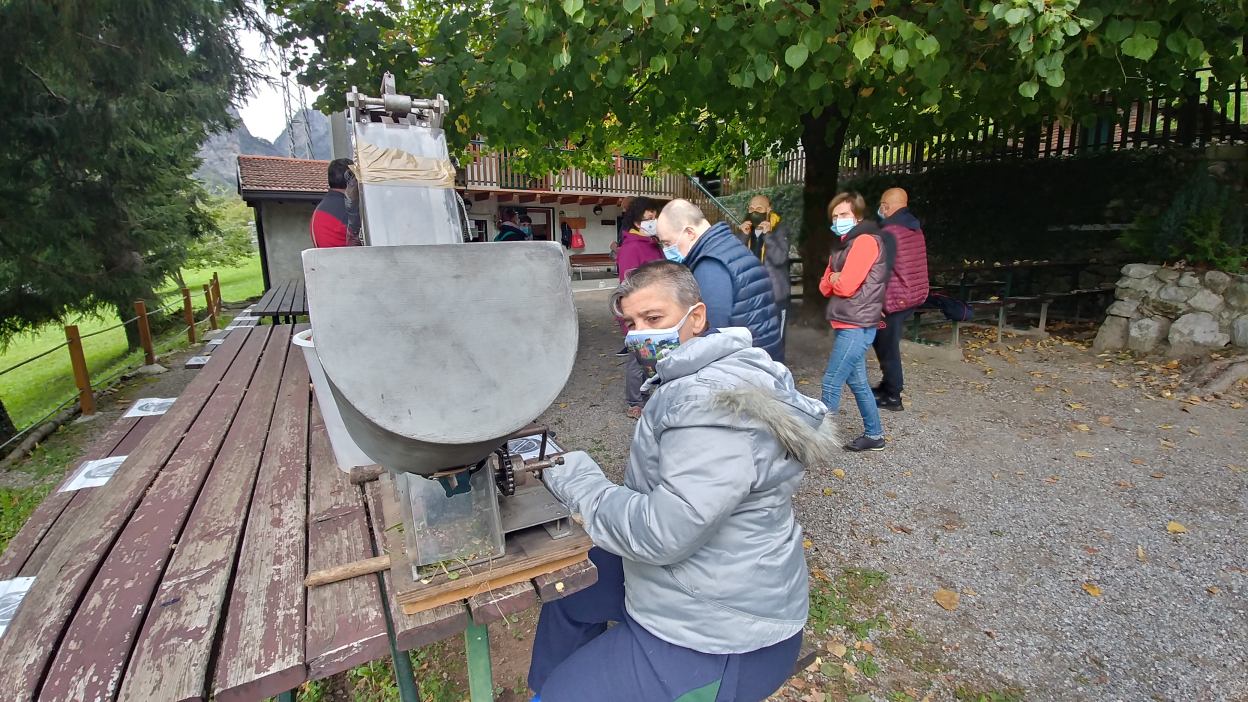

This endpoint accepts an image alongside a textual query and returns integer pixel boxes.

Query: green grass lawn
[0,256,264,432]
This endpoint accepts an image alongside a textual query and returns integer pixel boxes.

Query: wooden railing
[710,73,1248,193]
[457,143,682,198]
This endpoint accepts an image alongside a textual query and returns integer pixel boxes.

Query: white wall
[465,195,623,254]
[259,201,318,283]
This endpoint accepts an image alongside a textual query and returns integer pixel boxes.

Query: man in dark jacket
[494,207,528,241]
[872,188,929,411]
[655,199,784,361]
[738,195,792,334]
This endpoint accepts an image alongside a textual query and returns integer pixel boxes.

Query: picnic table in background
[0,325,598,702]
[253,279,309,325]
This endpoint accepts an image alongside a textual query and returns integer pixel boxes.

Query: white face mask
[639,220,658,238]
[624,306,696,377]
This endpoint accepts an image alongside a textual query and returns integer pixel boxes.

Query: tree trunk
[0,395,16,448]
[109,287,156,351]
[795,105,852,326]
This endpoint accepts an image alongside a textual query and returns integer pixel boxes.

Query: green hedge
[714,183,805,236]
[835,149,1197,264]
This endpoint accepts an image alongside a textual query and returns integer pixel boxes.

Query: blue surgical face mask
[520,225,532,236]
[663,244,684,263]
[831,218,855,236]
[624,305,696,377]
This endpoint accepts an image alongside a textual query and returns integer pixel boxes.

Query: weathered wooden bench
[569,253,617,280]
[253,279,309,324]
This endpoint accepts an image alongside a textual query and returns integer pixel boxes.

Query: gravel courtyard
[538,289,1247,702]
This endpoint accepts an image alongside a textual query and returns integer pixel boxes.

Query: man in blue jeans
[529,261,837,701]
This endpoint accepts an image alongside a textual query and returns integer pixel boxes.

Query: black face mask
[746,212,767,226]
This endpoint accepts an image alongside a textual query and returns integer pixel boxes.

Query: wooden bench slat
[304,402,390,681]
[115,327,292,702]
[364,479,472,652]
[0,415,142,580]
[214,336,311,702]
[253,282,284,317]
[533,560,598,603]
[15,415,164,580]
[467,581,538,627]
[37,329,277,702]
[0,326,254,702]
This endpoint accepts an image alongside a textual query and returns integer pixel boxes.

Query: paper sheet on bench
[60,455,127,493]
[0,577,35,638]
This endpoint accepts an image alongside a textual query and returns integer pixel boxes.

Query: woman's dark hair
[623,196,658,230]
[327,158,353,190]
[827,192,868,221]
[498,206,517,222]
[518,214,533,225]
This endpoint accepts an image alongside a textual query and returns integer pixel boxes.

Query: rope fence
[0,272,226,459]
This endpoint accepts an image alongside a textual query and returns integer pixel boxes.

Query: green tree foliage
[172,192,259,290]
[0,0,259,351]
[1122,170,1247,271]
[267,0,1247,317]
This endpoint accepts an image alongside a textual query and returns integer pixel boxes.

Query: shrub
[1120,170,1247,271]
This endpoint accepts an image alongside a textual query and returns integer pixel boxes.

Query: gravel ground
[538,289,1247,702]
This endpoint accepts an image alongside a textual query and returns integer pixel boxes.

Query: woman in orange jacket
[818,192,896,452]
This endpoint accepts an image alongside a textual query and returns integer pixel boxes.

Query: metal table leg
[277,691,295,702]
[375,574,421,702]
[1038,301,1049,334]
[997,306,1005,343]
[465,621,495,701]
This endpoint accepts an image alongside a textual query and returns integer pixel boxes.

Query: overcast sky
[236,25,323,142]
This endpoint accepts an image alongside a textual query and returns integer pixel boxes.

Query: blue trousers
[820,326,883,438]
[528,548,802,702]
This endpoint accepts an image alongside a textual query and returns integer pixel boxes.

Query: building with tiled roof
[236,155,331,288]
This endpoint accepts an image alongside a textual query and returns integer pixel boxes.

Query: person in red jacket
[819,192,895,452]
[310,159,362,248]
[615,197,662,418]
[871,188,929,412]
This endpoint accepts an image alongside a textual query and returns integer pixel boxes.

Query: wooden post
[134,301,156,365]
[212,273,222,313]
[204,284,218,330]
[65,325,95,416]
[182,288,196,344]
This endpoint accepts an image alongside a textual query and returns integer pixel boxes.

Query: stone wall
[1093,264,1248,356]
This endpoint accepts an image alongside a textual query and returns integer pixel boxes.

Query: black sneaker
[877,396,904,412]
[871,384,885,401]
[615,346,629,356]
[844,435,886,452]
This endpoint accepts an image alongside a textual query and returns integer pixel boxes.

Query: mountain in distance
[196,108,333,191]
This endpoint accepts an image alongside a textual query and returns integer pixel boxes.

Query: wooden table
[0,325,596,702]
[253,279,309,324]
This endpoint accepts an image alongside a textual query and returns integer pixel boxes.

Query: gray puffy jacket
[543,328,838,654]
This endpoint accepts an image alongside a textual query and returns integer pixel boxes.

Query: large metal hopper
[302,242,577,476]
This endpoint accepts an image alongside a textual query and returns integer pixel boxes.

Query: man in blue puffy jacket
[655,199,785,362]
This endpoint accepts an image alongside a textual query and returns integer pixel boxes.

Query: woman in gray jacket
[530,261,839,702]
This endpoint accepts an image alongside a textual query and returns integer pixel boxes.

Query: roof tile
[237,155,329,194]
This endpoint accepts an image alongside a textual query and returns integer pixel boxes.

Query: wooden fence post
[182,288,197,344]
[65,325,95,416]
[134,301,156,366]
[204,284,218,330]
[212,273,222,313]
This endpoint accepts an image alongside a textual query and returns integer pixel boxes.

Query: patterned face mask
[624,306,696,377]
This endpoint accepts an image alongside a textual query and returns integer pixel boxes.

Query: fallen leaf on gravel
[1189,429,1200,435]
[903,401,913,406]
[803,539,812,548]
[1151,473,1166,478]
[1074,451,1092,458]
[933,589,961,610]
[862,642,874,652]
[1016,471,1026,475]
[559,403,567,408]
[1208,587,1221,595]
[993,473,999,478]
[1019,434,1033,440]
[1116,481,1131,487]
[1075,424,1091,432]
[886,493,898,498]
[887,522,914,534]
[822,488,834,496]
[1167,521,1187,533]
[1158,424,1173,429]
[842,662,859,678]
[1131,459,1146,465]
[985,630,996,638]
[1232,402,1243,409]
[833,469,845,478]
[1230,465,1246,472]
[1098,416,1113,425]
[1082,583,1103,597]
[1030,371,1044,377]
[1034,386,1046,392]
[1159,439,1175,448]
[798,380,810,385]
[903,471,912,476]
[934,389,947,393]
[790,678,806,691]
[962,588,978,596]
[1083,546,1100,554]
[829,642,847,658]
[1044,476,1060,482]
[1137,545,1147,562]
[1181,406,1193,414]
[1068,403,1085,409]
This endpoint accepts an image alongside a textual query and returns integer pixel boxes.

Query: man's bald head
[747,194,771,213]
[656,199,711,257]
[878,188,908,219]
